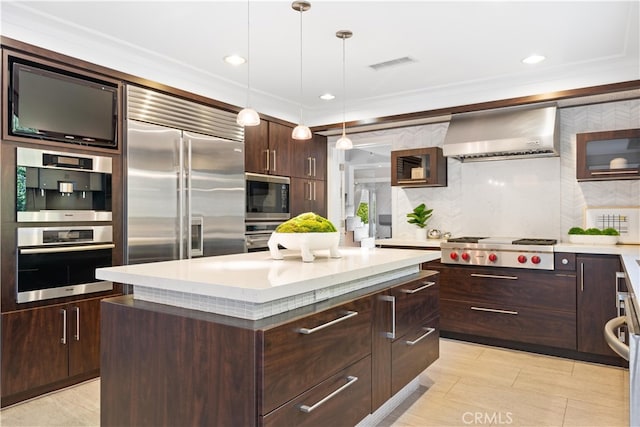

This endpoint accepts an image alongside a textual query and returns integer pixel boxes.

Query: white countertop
[96,247,440,304]
[375,238,444,248]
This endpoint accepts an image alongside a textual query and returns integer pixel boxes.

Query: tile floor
[0,338,629,427]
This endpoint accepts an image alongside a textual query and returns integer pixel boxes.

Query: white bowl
[568,234,618,245]
[268,232,341,262]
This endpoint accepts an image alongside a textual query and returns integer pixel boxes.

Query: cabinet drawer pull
[401,281,435,294]
[470,306,518,315]
[406,327,436,346]
[297,311,358,335]
[272,150,276,172]
[264,150,270,171]
[470,273,518,280]
[74,306,80,341]
[591,170,638,175]
[379,295,396,339]
[299,375,358,413]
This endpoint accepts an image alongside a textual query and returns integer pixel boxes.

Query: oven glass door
[246,178,290,220]
[17,245,113,303]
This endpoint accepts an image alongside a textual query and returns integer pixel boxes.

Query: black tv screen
[10,60,118,147]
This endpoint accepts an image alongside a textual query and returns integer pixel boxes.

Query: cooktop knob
[461,252,470,261]
[450,252,458,260]
[518,255,527,264]
[531,255,541,264]
[488,253,497,262]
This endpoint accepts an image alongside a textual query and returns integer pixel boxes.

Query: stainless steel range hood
[442,105,559,162]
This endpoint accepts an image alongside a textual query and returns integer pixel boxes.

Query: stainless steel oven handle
[19,244,115,254]
[604,315,629,361]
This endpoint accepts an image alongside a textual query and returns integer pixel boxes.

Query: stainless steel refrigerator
[125,86,245,264]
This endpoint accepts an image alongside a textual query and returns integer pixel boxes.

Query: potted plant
[407,203,433,239]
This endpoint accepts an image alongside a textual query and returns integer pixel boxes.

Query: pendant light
[291,1,312,140]
[236,0,260,126]
[335,30,353,150]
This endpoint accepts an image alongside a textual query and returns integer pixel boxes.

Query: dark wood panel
[68,298,101,377]
[391,271,439,339]
[391,316,440,395]
[371,293,392,411]
[262,356,371,427]
[441,299,577,349]
[577,254,621,356]
[244,120,270,174]
[434,264,576,312]
[1,305,68,397]
[267,122,292,176]
[100,297,256,427]
[260,296,372,415]
[290,177,326,217]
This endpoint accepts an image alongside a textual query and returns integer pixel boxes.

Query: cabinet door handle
[264,149,270,172]
[379,295,396,339]
[401,281,435,294]
[312,157,316,177]
[471,306,518,315]
[580,262,584,292]
[296,310,358,335]
[307,182,313,201]
[307,157,312,176]
[406,327,436,346]
[272,150,276,172]
[74,306,80,341]
[313,181,316,201]
[299,375,358,413]
[470,273,518,280]
[60,308,67,344]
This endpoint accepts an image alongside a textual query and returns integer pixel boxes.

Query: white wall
[328,99,640,242]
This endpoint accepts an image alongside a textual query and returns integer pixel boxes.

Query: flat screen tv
[9,59,118,148]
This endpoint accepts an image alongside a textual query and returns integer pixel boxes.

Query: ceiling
[2,1,639,129]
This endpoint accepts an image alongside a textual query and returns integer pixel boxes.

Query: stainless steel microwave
[245,173,290,221]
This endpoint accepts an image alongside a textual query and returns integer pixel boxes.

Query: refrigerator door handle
[178,134,186,260]
[186,137,193,258]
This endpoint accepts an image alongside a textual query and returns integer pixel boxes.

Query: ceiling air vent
[369,56,416,71]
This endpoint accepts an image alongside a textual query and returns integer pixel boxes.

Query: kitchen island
[97,247,441,426]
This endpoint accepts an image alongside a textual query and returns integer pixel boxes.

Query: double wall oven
[14,147,115,303]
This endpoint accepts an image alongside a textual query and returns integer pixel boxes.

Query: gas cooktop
[440,236,557,270]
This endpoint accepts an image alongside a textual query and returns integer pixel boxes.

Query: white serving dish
[268,232,341,262]
[568,234,618,245]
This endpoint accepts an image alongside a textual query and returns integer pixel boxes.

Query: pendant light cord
[342,35,346,135]
[246,0,251,107]
[298,5,304,125]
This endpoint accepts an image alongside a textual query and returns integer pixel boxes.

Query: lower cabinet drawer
[391,316,439,395]
[260,296,372,414]
[441,299,576,349]
[261,355,372,427]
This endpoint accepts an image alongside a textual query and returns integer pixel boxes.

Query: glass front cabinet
[576,128,640,181]
[391,147,447,187]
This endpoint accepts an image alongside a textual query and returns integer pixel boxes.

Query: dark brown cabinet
[426,261,577,350]
[576,128,640,181]
[291,133,327,180]
[244,121,292,176]
[577,254,621,356]
[1,297,102,404]
[372,271,440,410]
[290,177,326,217]
[391,147,447,187]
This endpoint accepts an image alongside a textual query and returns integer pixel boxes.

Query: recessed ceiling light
[224,55,246,66]
[320,93,335,100]
[522,54,546,64]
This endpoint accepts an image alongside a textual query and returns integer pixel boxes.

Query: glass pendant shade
[335,132,353,150]
[292,124,312,140]
[236,107,260,126]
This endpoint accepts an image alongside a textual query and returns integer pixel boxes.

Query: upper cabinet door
[266,122,292,177]
[244,121,270,174]
[576,128,640,181]
[290,134,327,180]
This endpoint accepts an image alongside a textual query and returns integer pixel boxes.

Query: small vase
[415,228,427,240]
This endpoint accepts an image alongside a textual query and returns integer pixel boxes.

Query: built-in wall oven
[245,221,280,252]
[16,147,112,222]
[17,226,114,303]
